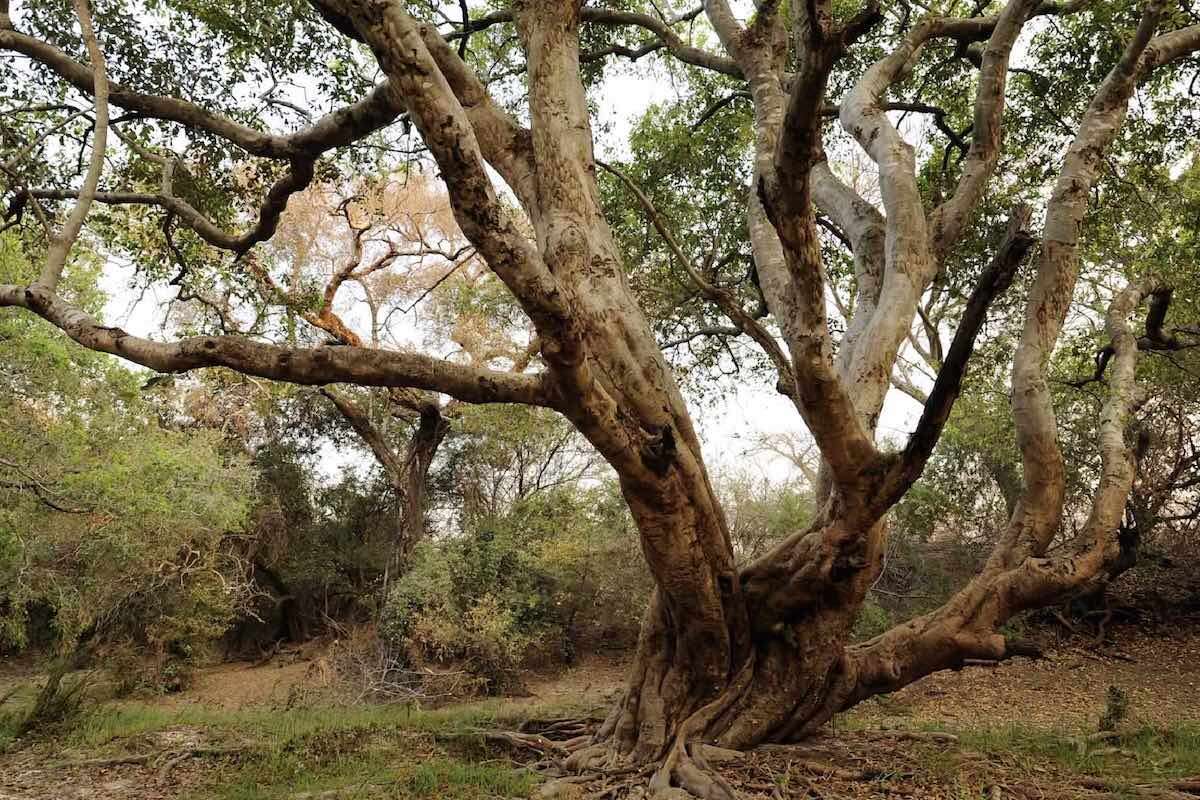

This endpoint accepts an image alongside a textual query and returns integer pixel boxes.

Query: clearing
[2,620,1199,799]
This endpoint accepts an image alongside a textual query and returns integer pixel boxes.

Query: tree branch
[875,204,1036,513]
[1002,1,1168,565]
[598,160,796,397]
[0,285,557,407]
[0,27,404,160]
[928,0,1040,264]
[34,0,108,293]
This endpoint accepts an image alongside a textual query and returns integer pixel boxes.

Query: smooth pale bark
[0,286,554,406]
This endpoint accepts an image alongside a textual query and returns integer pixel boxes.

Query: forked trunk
[5,1,1198,799]
[574,500,887,772]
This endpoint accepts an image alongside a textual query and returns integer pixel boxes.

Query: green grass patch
[189,726,537,800]
[40,699,542,799]
[952,723,1200,781]
[404,758,538,798]
[64,699,519,750]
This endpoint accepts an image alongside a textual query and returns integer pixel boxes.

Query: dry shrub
[320,626,480,705]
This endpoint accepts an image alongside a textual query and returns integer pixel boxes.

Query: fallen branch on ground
[1077,776,1200,798]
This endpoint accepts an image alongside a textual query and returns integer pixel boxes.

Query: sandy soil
[849,621,1200,731]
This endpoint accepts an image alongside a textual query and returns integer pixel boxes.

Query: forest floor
[2,620,1199,799]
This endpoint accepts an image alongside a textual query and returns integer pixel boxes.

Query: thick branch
[28,156,313,255]
[928,0,1040,264]
[0,285,556,407]
[34,0,108,293]
[0,27,404,160]
[845,279,1154,706]
[321,387,406,478]
[1003,2,1167,564]
[326,1,582,374]
[875,205,1035,512]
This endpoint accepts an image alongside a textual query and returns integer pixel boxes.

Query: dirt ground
[848,621,1200,731]
[168,622,1200,728]
[2,621,1199,799]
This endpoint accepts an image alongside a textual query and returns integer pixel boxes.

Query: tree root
[521,716,604,738]
[467,728,570,756]
[52,754,153,769]
[52,745,252,779]
[1077,776,1200,798]
[543,721,1200,800]
[859,729,959,745]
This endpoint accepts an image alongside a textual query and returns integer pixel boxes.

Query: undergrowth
[954,722,1200,781]
[4,695,551,798]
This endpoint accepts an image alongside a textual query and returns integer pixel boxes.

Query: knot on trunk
[640,423,677,475]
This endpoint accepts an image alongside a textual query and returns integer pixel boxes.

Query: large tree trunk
[302,5,1198,789]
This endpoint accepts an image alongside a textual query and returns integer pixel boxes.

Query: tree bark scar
[639,423,676,475]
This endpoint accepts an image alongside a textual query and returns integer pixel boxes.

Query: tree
[2,0,1200,795]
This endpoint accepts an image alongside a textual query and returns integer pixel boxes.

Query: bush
[382,530,553,694]
[382,483,650,693]
[852,599,894,642]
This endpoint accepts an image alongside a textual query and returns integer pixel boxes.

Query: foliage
[233,440,397,648]
[851,599,894,642]
[4,697,543,799]
[717,469,815,561]
[383,482,648,693]
[0,236,254,689]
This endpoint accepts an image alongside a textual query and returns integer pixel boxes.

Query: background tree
[0,234,254,698]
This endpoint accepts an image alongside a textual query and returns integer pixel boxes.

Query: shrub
[852,599,894,642]
[382,483,650,692]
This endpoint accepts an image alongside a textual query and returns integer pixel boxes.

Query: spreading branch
[34,0,108,293]
[0,285,557,407]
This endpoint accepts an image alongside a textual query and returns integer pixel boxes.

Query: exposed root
[564,741,621,772]
[441,727,571,758]
[859,729,959,745]
[1076,776,1200,798]
[156,750,195,783]
[52,754,153,769]
[51,744,249,773]
[521,716,604,739]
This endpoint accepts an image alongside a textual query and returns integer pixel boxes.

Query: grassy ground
[1,693,559,799]
[3,626,1200,799]
[832,707,1200,786]
[4,692,1200,799]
